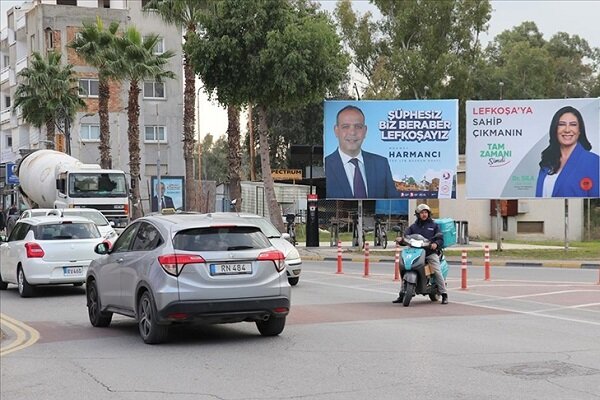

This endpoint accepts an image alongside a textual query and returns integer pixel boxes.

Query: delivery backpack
[434,218,456,248]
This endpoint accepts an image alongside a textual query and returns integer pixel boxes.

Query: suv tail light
[25,242,45,258]
[257,250,285,272]
[158,254,205,276]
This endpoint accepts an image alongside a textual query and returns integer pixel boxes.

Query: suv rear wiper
[226,245,254,250]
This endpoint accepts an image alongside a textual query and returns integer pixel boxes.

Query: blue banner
[324,100,459,199]
[6,162,19,185]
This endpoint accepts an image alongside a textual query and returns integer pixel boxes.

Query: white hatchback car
[0,215,105,297]
[19,208,118,246]
[235,213,302,286]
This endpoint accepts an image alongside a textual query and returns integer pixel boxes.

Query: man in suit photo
[325,105,398,199]
[151,182,175,212]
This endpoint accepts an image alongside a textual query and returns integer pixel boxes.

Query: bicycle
[374,215,388,249]
[285,213,297,246]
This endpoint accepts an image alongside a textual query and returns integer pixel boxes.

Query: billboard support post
[357,200,363,248]
[564,199,569,250]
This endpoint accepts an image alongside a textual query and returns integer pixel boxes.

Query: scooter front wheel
[429,293,439,302]
[403,282,415,307]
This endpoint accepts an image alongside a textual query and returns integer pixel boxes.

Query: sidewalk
[296,241,600,269]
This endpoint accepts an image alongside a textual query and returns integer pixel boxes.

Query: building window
[30,34,36,52]
[3,55,9,68]
[79,79,99,97]
[516,221,544,234]
[144,126,166,143]
[57,0,78,5]
[45,28,55,49]
[5,96,10,108]
[81,124,100,141]
[143,81,165,99]
[144,36,165,54]
[7,135,12,147]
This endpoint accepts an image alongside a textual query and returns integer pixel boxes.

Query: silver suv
[86,213,291,344]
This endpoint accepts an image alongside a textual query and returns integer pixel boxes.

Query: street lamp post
[196,86,203,212]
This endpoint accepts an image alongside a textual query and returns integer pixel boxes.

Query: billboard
[324,100,459,200]
[466,98,600,199]
[150,176,185,212]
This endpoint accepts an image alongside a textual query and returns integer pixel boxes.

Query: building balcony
[16,16,26,31]
[16,57,27,74]
[0,109,11,123]
[0,67,9,84]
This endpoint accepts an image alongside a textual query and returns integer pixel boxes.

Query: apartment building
[0,0,184,212]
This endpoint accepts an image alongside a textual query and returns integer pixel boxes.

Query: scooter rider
[392,204,448,304]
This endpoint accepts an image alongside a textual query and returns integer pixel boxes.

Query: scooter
[396,233,448,307]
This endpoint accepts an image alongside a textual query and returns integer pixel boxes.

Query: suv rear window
[34,222,101,240]
[173,226,271,251]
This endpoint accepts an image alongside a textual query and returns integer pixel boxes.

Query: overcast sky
[2,0,599,138]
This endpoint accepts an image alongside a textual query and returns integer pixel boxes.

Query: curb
[301,254,599,269]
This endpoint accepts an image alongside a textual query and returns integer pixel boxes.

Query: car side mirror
[281,232,291,240]
[94,242,110,254]
[109,221,115,227]
[0,235,7,242]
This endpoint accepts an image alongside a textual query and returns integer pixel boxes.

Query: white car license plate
[63,266,84,276]
[210,263,252,275]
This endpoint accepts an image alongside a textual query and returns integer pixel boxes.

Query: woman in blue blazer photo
[536,105,599,198]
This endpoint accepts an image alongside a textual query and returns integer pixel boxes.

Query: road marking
[0,313,40,356]
[301,273,600,326]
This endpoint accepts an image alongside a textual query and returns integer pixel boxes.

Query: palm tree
[143,0,212,211]
[114,27,175,219]
[69,17,120,169]
[13,51,86,149]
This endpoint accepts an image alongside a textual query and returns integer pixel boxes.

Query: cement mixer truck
[16,150,129,230]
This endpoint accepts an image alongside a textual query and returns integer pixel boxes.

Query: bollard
[336,240,344,274]
[394,242,400,281]
[363,242,370,277]
[461,250,468,290]
[597,268,600,285]
[484,244,491,281]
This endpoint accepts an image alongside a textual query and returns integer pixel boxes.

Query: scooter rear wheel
[429,293,439,302]
[403,282,415,307]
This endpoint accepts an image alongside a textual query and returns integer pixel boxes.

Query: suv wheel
[87,280,112,327]
[17,266,35,298]
[138,291,169,344]
[256,316,286,336]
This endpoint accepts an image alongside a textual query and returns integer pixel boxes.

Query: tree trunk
[127,81,142,219]
[45,119,55,146]
[98,77,112,169]
[256,105,284,232]
[227,105,241,211]
[183,52,196,211]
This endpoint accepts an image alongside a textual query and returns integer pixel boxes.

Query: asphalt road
[1,260,599,400]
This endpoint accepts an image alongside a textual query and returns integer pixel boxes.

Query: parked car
[19,208,118,246]
[235,213,302,286]
[86,212,291,344]
[0,216,105,297]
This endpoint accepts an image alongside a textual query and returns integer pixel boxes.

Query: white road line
[300,275,600,327]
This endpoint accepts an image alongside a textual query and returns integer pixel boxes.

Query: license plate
[63,266,84,276]
[210,263,252,275]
